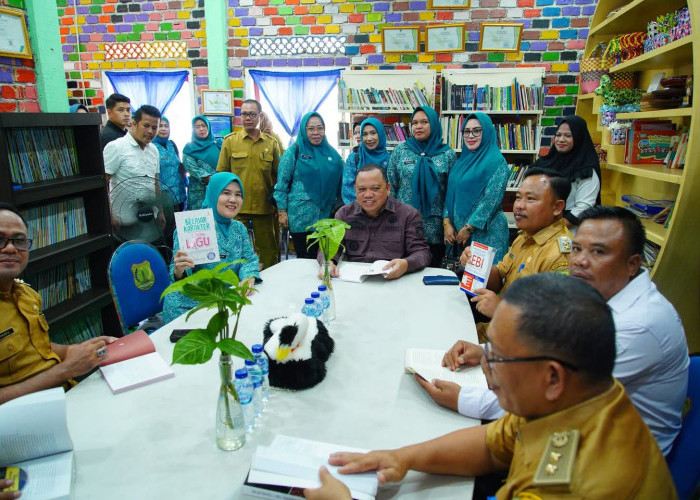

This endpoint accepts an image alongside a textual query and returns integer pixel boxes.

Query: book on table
[404,348,488,388]
[0,388,74,500]
[335,260,392,283]
[243,435,378,500]
[98,329,174,394]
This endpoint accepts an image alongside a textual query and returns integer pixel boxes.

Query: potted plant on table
[306,218,350,321]
[160,261,254,451]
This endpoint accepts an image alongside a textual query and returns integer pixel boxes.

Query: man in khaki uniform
[216,99,282,269]
[0,203,116,404]
[460,168,573,340]
[303,274,677,500]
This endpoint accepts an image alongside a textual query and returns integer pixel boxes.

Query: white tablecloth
[66,259,480,499]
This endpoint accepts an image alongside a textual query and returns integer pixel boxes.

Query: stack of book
[5,127,80,184]
[21,198,88,250]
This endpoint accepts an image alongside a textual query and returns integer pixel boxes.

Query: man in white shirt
[103,105,164,234]
[418,206,689,456]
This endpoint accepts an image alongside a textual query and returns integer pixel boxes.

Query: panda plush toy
[262,313,335,390]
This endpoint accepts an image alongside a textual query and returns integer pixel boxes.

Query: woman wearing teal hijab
[387,105,456,267]
[444,113,509,261]
[163,172,260,323]
[342,117,392,204]
[182,115,222,210]
[273,112,344,258]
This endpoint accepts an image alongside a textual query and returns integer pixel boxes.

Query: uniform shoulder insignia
[558,236,572,253]
[533,429,579,487]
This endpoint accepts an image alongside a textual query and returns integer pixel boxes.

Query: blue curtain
[249,69,341,141]
[105,70,188,114]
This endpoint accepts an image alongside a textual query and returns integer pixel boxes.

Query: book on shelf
[441,76,542,112]
[507,164,530,188]
[624,120,677,164]
[98,329,174,394]
[24,256,92,310]
[244,435,377,500]
[664,128,688,169]
[0,388,75,500]
[404,348,488,388]
[21,197,87,250]
[4,127,80,184]
[340,83,429,111]
[49,311,104,345]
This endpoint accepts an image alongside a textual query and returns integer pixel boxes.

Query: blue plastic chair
[667,355,700,500]
[108,241,171,335]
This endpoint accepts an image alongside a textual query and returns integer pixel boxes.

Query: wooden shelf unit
[577,0,700,350]
[0,113,118,340]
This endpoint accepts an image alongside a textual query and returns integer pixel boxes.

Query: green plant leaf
[207,310,228,339]
[185,301,216,321]
[172,329,216,365]
[306,219,350,261]
[181,282,215,302]
[217,338,254,361]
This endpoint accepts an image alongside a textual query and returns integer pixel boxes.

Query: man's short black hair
[356,164,388,184]
[133,105,161,123]
[524,167,571,202]
[578,205,645,257]
[501,273,616,384]
[106,93,131,110]
[0,202,28,229]
[352,121,362,132]
[242,99,262,113]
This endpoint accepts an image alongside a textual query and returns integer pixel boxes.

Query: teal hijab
[183,115,221,168]
[405,106,451,217]
[294,112,344,214]
[357,117,390,169]
[445,113,506,223]
[202,172,244,226]
[153,116,170,147]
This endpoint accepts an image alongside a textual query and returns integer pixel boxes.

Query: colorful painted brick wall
[0,0,40,113]
[58,0,206,114]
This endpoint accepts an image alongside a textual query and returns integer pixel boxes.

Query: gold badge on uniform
[558,236,572,253]
[533,429,579,487]
[131,261,156,291]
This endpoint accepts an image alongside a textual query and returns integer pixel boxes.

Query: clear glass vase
[322,259,336,321]
[216,354,246,451]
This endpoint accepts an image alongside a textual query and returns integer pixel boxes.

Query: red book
[98,329,155,367]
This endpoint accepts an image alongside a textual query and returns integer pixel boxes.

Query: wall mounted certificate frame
[479,23,524,53]
[428,0,471,9]
[0,7,32,59]
[201,89,233,115]
[381,26,420,54]
[425,24,466,53]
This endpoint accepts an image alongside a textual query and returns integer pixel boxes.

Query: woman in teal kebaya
[182,115,222,210]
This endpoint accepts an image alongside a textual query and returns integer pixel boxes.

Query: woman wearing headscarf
[342,117,392,204]
[530,115,601,227]
[387,105,456,267]
[153,116,187,212]
[273,112,344,259]
[183,115,222,210]
[69,103,88,113]
[443,113,509,262]
[163,172,259,323]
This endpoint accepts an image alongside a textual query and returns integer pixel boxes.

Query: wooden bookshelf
[0,113,118,340]
[577,0,700,350]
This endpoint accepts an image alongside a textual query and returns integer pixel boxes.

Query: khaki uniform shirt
[0,281,61,387]
[217,130,281,215]
[486,380,677,499]
[497,218,572,292]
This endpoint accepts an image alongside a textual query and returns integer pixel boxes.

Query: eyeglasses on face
[484,341,579,371]
[306,126,325,133]
[463,128,483,137]
[0,236,33,251]
[241,112,259,118]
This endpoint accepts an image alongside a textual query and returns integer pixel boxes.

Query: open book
[404,348,488,388]
[243,435,378,500]
[99,329,174,394]
[0,388,74,500]
[336,260,392,283]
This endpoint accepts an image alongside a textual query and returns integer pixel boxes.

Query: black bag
[441,244,462,273]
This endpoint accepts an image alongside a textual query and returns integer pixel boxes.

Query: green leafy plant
[160,261,255,365]
[306,218,350,262]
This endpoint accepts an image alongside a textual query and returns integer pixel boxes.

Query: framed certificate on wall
[0,7,32,59]
[425,24,466,53]
[479,23,524,53]
[428,0,471,9]
[381,26,420,54]
[201,90,233,115]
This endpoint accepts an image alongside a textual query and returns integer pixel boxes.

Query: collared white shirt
[457,269,689,455]
[103,132,160,190]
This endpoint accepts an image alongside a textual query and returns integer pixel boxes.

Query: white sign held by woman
[174,208,220,265]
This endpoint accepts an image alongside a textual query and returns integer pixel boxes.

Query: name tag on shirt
[0,328,15,341]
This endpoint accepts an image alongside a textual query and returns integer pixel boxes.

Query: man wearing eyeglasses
[419,206,688,457]
[216,99,282,269]
[304,274,675,499]
[0,203,116,404]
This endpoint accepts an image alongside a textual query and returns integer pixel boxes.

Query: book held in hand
[174,208,220,265]
[460,242,497,296]
[99,329,174,394]
[404,348,488,388]
[336,260,393,283]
